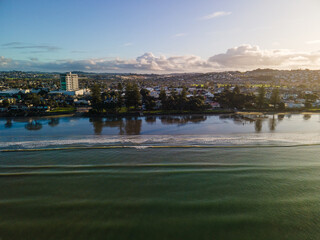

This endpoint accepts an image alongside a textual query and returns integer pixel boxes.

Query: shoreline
[0,109,318,120]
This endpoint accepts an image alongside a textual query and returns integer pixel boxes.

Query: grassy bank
[49,107,76,113]
[85,109,235,117]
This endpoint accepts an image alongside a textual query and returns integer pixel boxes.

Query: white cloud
[1,44,320,73]
[201,11,232,20]
[123,42,133,47]
[0,56,13,66]
[208,44,320,70]
[173,33,187,38]
[306,40,320,45]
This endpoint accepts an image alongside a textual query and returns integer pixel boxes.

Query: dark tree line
[90,84,211,114]
[215,86,285,110]
[159,88,210,111]
[90,83,141,113]
[215,86,256,109]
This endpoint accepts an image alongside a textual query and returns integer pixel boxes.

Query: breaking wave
[2,133,320,151]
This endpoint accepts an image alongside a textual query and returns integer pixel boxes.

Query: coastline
[0,109,319,120]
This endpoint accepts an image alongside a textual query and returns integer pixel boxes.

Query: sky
[1,0,320,73]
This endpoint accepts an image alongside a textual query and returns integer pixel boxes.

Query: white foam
[2,133,320,149]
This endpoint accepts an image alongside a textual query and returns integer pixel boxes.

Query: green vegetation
[125,83,141,110]
[270,88,280,109]
[159,87,210,112]
[50,107,76,113]
[215,86,256,110]
[257,86,266,109]
[89,83,211,116]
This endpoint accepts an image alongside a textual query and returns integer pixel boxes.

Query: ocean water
[1,114,320,240]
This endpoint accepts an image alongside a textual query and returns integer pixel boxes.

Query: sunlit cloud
[208,44,320,70]
[306,40,320,45]
[201,11,232,20]
[1,45,320,73]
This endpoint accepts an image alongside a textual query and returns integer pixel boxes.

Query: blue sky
[1,0,320,72]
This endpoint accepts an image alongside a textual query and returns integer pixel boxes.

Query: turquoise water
[1,114,320,239]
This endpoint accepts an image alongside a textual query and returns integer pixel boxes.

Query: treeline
[158,88,210,111]
[90,83,139,113]
[90,83,211,114]
[0,90,73,109]
[215,86,285,110]
[90,83,316,115]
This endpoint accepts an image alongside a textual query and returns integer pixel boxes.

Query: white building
[60,72,79,91]
[49,89,89,96]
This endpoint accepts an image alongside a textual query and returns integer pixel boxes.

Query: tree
[278,102,286,110]
[90,84,102,112]
[304,93,317,109]
[270,88,280,109]
[117,82,123,91]
[177,88,188,110]
[159,89,167,109]
[2,99,10,108]
[125,83,141,110]
[233,85,240,95]
[159,89,166,102]
[31,94,41,106]
[188,96,208,111]
[116,91,124,110]
[140,88,150,100]
[305,102,312,109]
[257,87,266,109]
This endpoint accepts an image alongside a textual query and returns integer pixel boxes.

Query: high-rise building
[60,72,79,91]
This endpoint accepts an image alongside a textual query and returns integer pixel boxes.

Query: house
[149,91,159,98]
[286,102,304,108]
[210,102,221,109]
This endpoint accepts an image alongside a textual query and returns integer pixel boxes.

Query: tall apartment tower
[60,72,79,91]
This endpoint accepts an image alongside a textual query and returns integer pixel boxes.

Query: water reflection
[125,118,142,135]
[90,115,208,135]
[25,121,42,131]
[91,118,104,135]
[269,116,277,131]
[220,114,260,130]
[219,114,255,124]
[145,116,156,124]
[218,114,290,132]
[303,114,311,121]
[5,119,13,128]
[90,117,142,135]
[2,118,61,131]
[48,118,60,127]
[160,115,207,126]
[1,114,311,134]
[255,119,263,132]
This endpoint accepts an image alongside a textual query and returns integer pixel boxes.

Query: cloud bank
[1,44,320,73]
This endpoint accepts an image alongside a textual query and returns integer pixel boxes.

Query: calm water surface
[0,114,320,239]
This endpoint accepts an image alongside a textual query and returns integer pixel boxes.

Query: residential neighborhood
[1,69,320,116]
